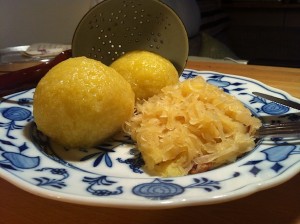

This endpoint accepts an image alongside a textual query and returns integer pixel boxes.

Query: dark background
[194,0,300,67]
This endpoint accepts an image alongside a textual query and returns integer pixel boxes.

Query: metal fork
[256,121,300,139]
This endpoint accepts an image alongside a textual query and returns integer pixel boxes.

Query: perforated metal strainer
[0,0,188,97]
[72,0,189,74]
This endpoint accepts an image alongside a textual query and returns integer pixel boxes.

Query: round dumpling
[110,50,179,100]
[33,56,135,148]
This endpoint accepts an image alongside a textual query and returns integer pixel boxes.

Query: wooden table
[0,60,299,224]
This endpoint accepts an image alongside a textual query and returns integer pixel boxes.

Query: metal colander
[72,0,188,74]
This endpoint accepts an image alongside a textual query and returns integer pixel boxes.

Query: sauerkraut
[125,76,261,177]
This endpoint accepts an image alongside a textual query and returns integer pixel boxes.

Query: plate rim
[0,69,299,209]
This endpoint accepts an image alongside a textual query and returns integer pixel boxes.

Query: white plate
[0,69,299,209]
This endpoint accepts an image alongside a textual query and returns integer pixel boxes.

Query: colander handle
[0,50,72,98]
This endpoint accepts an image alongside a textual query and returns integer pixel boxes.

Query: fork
[256,121,300,139]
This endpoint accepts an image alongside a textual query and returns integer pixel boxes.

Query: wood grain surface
[186,60,300,98]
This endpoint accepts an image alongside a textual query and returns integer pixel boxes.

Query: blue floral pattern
[132,173,240,200]
[0,107,32,139]
[34,168,69,189]
[0,139,39,171]
[83,176,123,196]
[0,70,299,208]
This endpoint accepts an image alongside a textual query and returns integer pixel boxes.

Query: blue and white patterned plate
[0,70,299,209]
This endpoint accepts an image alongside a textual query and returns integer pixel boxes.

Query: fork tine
[262,121,300,128]
[256,121,300,138]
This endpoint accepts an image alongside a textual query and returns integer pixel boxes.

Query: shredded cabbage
[124,77,261,177]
